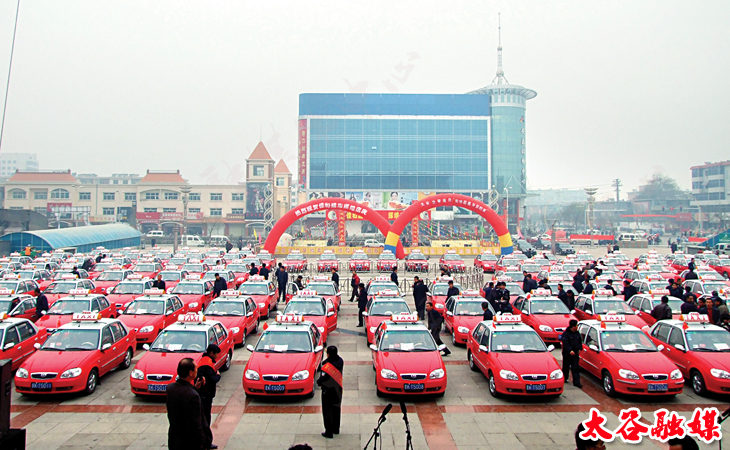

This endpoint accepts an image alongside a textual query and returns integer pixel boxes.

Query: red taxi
[130,313,232,396]
[648,313,730,396]
[282,290,337,343]
[510,288,577,344]
[93,268,134,294]
[467,314,563,398]
[181,262,210,277]
[42,277,100,304]
[348,251,371,272]
[225,260,254,285]
[16,314,136,395]
[366,276,402,300]
[86,261,118,279]
[0,292,40,321]
[0,275,39,296]
[578,315,683,397]
[439,251,466,273]
[14,267,53,289]
[363,290,411,344]
[426,277,462,313]
[683,278,729,301]
[237,275,277,318]
[106,276,154,309]
[519,262,542,278]
[36,290,116,331]
[117,290,187,344]
[370,314,447,397]
[710,256,730,280]
[257,250,276,270]
[306,277,341,311]
[404,250,429,273]
[202,269,238,289]
[376,250,398,272]
[474,251,498,273]
[243,314,323,398]
[627,291,683,326]
[444,290,495,345]
[169,277,215,313]
[52,266,90,280]
[0,315,50,370]
[317,251,340,273]
[155,268,189,290]
[131,261,163,279]
[204,290,260,346]
[282,251,307,273]
[573,290,650,330]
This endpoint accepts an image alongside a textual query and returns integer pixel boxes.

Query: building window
[144,192,159,200]
[50,189,70,199]
[102,207,115,216]
[232,193,244,201]
[189,193,201,201]
[164,192,179,200]
[113,180,118,185]
[231,208,244,215]
[276,177,285,187]
[103,192,115,201]
[79,192,91,200]
[210,193,222,201]
[163,208,177,213]
[34,191,47,200]
[99,179,110,184]
[144,208,158,213]
[124,193,136,201]
[210,208,222,216]
[253,165,264,177]
[33,207,47,215]
[123,180,128,185]
[188,207,201,213]
[10,189,26,199]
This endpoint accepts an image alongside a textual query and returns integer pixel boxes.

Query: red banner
[336,210,346,247]
[298,119,307,188]
[411,218,419,246]
[47,202,72,212]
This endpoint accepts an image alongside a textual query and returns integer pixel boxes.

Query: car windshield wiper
[285,349,311,353]
[256,348,284,353]
[521,349,544,352]
[693,347,725,352]
[63,347,94,351]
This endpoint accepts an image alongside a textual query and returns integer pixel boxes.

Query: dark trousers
[322,402,341,435]
[358,307,365,326]
[562,353,581,385]
[349,287,357,302]
[430,326,444,346]
[278,284,286,303]
[201,396,214,443]
[415,299,426,320]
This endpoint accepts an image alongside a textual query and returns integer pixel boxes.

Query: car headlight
[131,369,144,380]
[618,369,640,380]
[380,369,398,380]
[457,326,470,334]
[230,327,240,334]
[550,369,564,380]
[429,369,445,379]
[245,369,260,380]
[60,368,82,379]
[292,370,310,381]
[670,369,683,380]
[369,327,376,333]
[711,368,730,379]
[189,302,198,308]
[435,304,444,309]
[538,325,553,332]
[139,326,154,333]
[499,370,518,381]
[258,303,266,308]
[16,368,28,378]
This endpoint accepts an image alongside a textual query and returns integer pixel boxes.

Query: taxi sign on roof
[494,314,521,324]
[248,275,265,281]
[374,276,391,282]
[549,276,565,281]
[3,274,20,279]
[376,289,399,297]
[276,314,303,323]
[566,254,576,259]
[20,264,33,269]
[720,255,729,259]
[211,265,226,271]
[594,289,615,297]
[144,289,164,296]
[578,250,588,254]
[650,289,670,296]
[127,274,144,280]
[646,274,663,280]
[0,289,11,296]
[682,312,710,323]
[60,274,77,280]
[0,312,7,321]
[290,250,301,253]
[311,276,329,281]
[482,250,493,254]
[596,275,612,281]
[185,274,202,280]
[505,265,520,271]
[531,288,552,296]
[599,314,626,323]
[461,289,481,296]
[390,314,418,323]
[494,276,511,282]
[165,265,179,270]
[68,289,90,296]
[701,275,717,280]
[322,250,333,254]
[72,312,101,321]
[178,313,205,323]
[446,250,456,254]
[298,290,318,297]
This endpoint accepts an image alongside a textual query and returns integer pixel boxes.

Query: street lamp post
[503,187,512,230]
[180,184,192,237]
[584,188,599,247]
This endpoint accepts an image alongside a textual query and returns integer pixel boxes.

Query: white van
[715,243,729,255]
[208,235,230,247]
[618,233,640,242]
[180,235,205,247]
[146,230,165,237]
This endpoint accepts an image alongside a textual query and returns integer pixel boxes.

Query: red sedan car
[376,251,398,272]
[363,291,411,344]
[444,291,495,345]
[439,251,466,273]
[474,252,498,273]
[105,277,155,309]
[317,251,340,273]
[348,251,371,272]
[626,291,683,326]
[169,279,215,313]
[36,290,117,331]
[510,289,577,344]
[282,251,307,273]
[0,315,50,370]
[282,292,337,344]
[117,291,187,344]
[573,291,649,331]
[93,269,134,294]
[237,276,278,319]
[404,251,429,273]
[203,291,260,346]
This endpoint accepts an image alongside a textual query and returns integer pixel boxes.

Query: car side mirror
[314,345,323,353]
[521,309,529,315]
[361,312,368,317]
[674,344,685,352]
[588,344,599,352]
[101,343,112,351]
[478,345,489,353]
[547,345,555,352]
[34,343,41,349]
[570,310,576,315]
[438,344,447,351]
[117,309,124,315]
[4,342,15,350]
[246,311,253,317]
[585,309,592,314]
[327,311,334,317]
[446,311,453,317]
[142,344,150,351]
[369,344,378,351]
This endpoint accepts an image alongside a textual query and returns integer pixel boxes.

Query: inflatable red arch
[384,193,513,259]
[263,198,404,255]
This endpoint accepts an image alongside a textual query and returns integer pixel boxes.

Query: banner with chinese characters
[337,211,346,246]
[298,119,307,188]
[411,218,419,246]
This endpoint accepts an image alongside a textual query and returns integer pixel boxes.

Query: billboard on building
[246,182,270,220]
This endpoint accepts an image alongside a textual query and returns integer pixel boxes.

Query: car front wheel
[84,369,98,395]
[691,370,706,396]
[602,371,616,397]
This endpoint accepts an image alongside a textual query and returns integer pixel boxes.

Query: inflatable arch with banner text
[263,198,404,255]
[384,193,513,259]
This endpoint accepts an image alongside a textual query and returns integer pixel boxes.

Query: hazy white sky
[0,0,728,200]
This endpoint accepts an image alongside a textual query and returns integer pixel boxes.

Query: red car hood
[453,315,483,331]
[302,315,327,330]
[21,349,100,373]
[491,352,559,375]
[134,272,157,278]
[36,314,73,329]
[44,294,68,304]
[94,281,121,290]
[248,294,270,303]
[367,316,389,329]
[605,351,677,374]
[378,350,443,374]
[531,314,576,329]
[136,351,203,375]
[118,314,163,330]
[177,294,205,304]
[107,294,142,306]
[689,351,730,370]
[207,315,246,330]
[246,352,315,376]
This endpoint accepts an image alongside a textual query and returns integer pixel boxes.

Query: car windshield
[0,300,13,313]
[368,283,399,294]
[562,264,580,272]
[644,264,667,272]
[111,283,146,294]
[351,253,368,260]
[14,271,36,279]
[308,283,336,295]
[41,329,100,351]
[125,300,165,315]
[379,330,436,352]
[183,264,204,272]
[481,254,497,261]
[502,272,523,281]
[594,300,634,314]
[443,254,462,261]
[548,272,571,279]
[205,300,245,316]
[432,284,463,296]
[703,282,727,293]
[491,330,547,352]
[285,254,305,261]
[239,284,268,295]
[96,271,125,281]
[226,264,248,272]
[320,254,337,260]
[134,264,157,272]
[254,330,312,352]
[529,300,570,314]
[171,284,205,295]
[408,254,426,261]
[600,330,656,352]
[370,301,410,316]
[379,253,395,260]
[455,301,487,316]
[48,299,91,315]
[685,330,730,352]
[93,263,116,272]
[241,258,261,265]
[52,272,80,280]
[44,282,78,294]
[504,283,526,295]
[547,284,578,295]
[150,330,207,352]
[169,258,188,265]
[202,273,229,282]
[284,301,325,316]
[159,272,181,281]
[521,264,541,272]
[203,258,221,265]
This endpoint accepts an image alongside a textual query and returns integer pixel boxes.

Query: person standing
[276,263,289,303]
[390,267,398,286]
[681,295,700,314]
[259,264,270,280]
[560,320,582,388]
[166,358,211,450]
[34,288,48,315]
[572,269,584,294]
[213,273,227,298]
[196,345,221,448]
[446,280,459,299]
[650,295,672,321]
[556,284,568,306]
[317,346,344,439]
[481,302,493,321]
[331,267,339,291]
[482,281,494,300]
[412,277,428,320]
[295,275,305,290]
[225,240,233,253]
[249,263,259,276]
[152,274,166,292]
[348,271,360,302]
[357,283,367,327]
[237,237,243,251]
[622,280,638,302]
[426,302,451,356]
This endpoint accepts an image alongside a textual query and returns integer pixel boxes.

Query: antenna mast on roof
[491,13,509,85]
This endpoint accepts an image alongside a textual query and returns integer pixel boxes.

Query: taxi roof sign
[178,313,205,323]
[0,289,12,296]
[505,265,520,271]
[374,276,391,282]
[646,274,663,280]
[248,275,265,281]
[220,290,241,297]
[494,314,521,324]
[681,312,710,323]
[599,314,626,323]
[531,288,553,297]
[127,274,144,280]
[276,314,303,323]
[165,265,179,270]
[494,276,512,282]
[650,289,670,296]
[461,289,481,296]
[298,290,318,297]
[596,275,612,281]
[143,288,165,296]
[548,276,565,281]
[3,274,20,279]
[72,312,101,321]
[375,289,399,297]
[701,275,717,280]
[311,276,329,281]
[185,274,202,280]
[390,313,418,323]
[68,289,90,296]
[60,274,78,279]
[594,289,616,297]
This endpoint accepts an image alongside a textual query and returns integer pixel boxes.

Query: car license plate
[526,384,546,392]
[265,385,286,393]
[31,382,52,391]
[403,383,425,392]
[648,383,668,392]
[148,384,167,392]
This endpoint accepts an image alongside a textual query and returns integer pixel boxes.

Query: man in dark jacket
[412,277,428,320]
[426,302,451,356]
[152,274,166,292]
[651,296,673,321]
[317,346,344,439]
[390,267,398,285]
[681,295,700,314]
[560,320,582,388]
[34,287,48,315]
[249,263,259,276]
[683,286,693,301]
[349,271,360,302]
[446,280,460,299]
[684,269,698,280]
[688,258,696,272]
[295,275,305,290]
[259,264,270,280]
[276,263,288,303]
[622,280,638,301]
[357,283,368,327]
[564,291,576,311]
[212,274,227,298]
[331,268,339,290]
[522,273,537,293]
[95,253,103,263]
[494,296,513,315]
[196,345,222,438]
[572,270,585,294]
[669,281,684,299]
[603,279,616,295]
[166,358,211,450]
[582,282,594,295]
[481,302,494,321]
[557,284,569,306]
[225,240,233,253]
[81,258,93,271]
[482,281,494,300]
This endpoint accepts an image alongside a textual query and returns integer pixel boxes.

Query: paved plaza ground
[9,245,730,449]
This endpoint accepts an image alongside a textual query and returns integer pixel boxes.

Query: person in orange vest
[317,345,343,439]
[196,344,221,449]
[24,245,31,256]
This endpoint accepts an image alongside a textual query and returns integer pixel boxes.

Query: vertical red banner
[337,210,346,247]
[411,218,419,247]
[298,119,307,188]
